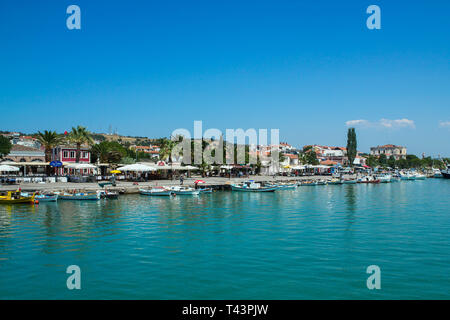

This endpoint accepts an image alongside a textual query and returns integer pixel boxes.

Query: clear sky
[0,0,449,156]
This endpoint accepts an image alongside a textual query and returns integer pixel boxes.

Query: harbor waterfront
[1,178,449,299]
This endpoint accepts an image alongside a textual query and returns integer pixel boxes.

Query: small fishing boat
[168,186,200,195]
[328,178,342,185]
[316,180,327,185]
[342,179,357,184]
[231,181,277,192]
[98,190,119,199]
[35,193,59,202]
[400,172,416,180]
[432,168,443,178]
[299,181,318,186]
[276,183,298,190]
[139,187,173,196]
[198,187,213,193]
[0,191,35,204]
[413,172,426,180]
[377,175,392,183]
[58,192,100,200]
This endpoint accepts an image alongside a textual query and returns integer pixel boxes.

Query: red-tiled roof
[320,160,338,165]
[11,145,41,152]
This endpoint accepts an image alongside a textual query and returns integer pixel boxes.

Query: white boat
[276,183,298,190]
[139,187,173,196]
[413,173,426,180]
[342,179,357,184]
[168,186,200,195]
[400,172,416,180]
[231,181,277,192]
[432,168,443,178]
[376,174,392,183]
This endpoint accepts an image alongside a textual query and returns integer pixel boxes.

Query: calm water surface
[1,179,449,299]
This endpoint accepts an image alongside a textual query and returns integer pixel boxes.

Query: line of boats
[1,168,445,203]
[0,189,119,204]
[139,186,212,196]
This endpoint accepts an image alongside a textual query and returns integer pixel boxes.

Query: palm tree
[90,142,109,163]
[159,137,179,163]
[36,130,63,175]
[68,126,94,163]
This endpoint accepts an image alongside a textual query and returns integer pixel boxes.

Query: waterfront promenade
[0,175,333,193]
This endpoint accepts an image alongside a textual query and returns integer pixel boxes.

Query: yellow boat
[0,191,35,204]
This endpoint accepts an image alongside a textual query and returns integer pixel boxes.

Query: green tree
[346,128,357,167]
[301,146,319,165]
[378,154,387,167]
[366,155,378,168]
[387,155,396,168]
[36,130,64,175]
[68,126,94,163]
[0,135,12,158]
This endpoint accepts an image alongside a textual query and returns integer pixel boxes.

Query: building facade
[370,144,407,160]
[52,145,91,175]
[1,145,45,163]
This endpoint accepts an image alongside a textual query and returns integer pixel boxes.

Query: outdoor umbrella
[110,170,121,174]
[117,164,156,172]
[0,164,20,172]
[66,163,97,169]
[194,180,206,184]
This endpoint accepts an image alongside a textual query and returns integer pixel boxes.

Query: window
[70,151,75,158]
[83,152,89,158]
[63,151,68,158]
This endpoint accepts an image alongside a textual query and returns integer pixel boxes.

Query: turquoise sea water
[1,179,449,299]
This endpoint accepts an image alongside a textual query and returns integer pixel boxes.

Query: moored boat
[400,172,416,180]
[35,193,59,202]
[168,186,200,195]
[98,190,119,199]
[139,187,173,196]
[231,181,277,192]
[276,183,298,190]
[413,172,426,180]
[342,179,357,184]
[328,178,342,185]
[441,164,450,179]
[58,192,100,200]
[198,187,213,193]
[377,174,392,183]
[0,191,35,204]
[298,180,318,186]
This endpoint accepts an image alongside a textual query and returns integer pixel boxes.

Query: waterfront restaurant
[1,145,46,175]
[52,145,93,175]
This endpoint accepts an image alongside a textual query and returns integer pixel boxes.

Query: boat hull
[172,190,200,195]
[35,195,58,202]
[231,185,277,192]
[276,185,297,190]
[59,194,99,200]
[140,189,173,196]
[0,197,35,204]
[442,171,450,179]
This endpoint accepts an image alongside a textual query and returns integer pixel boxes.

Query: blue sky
[0,0,449,156]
